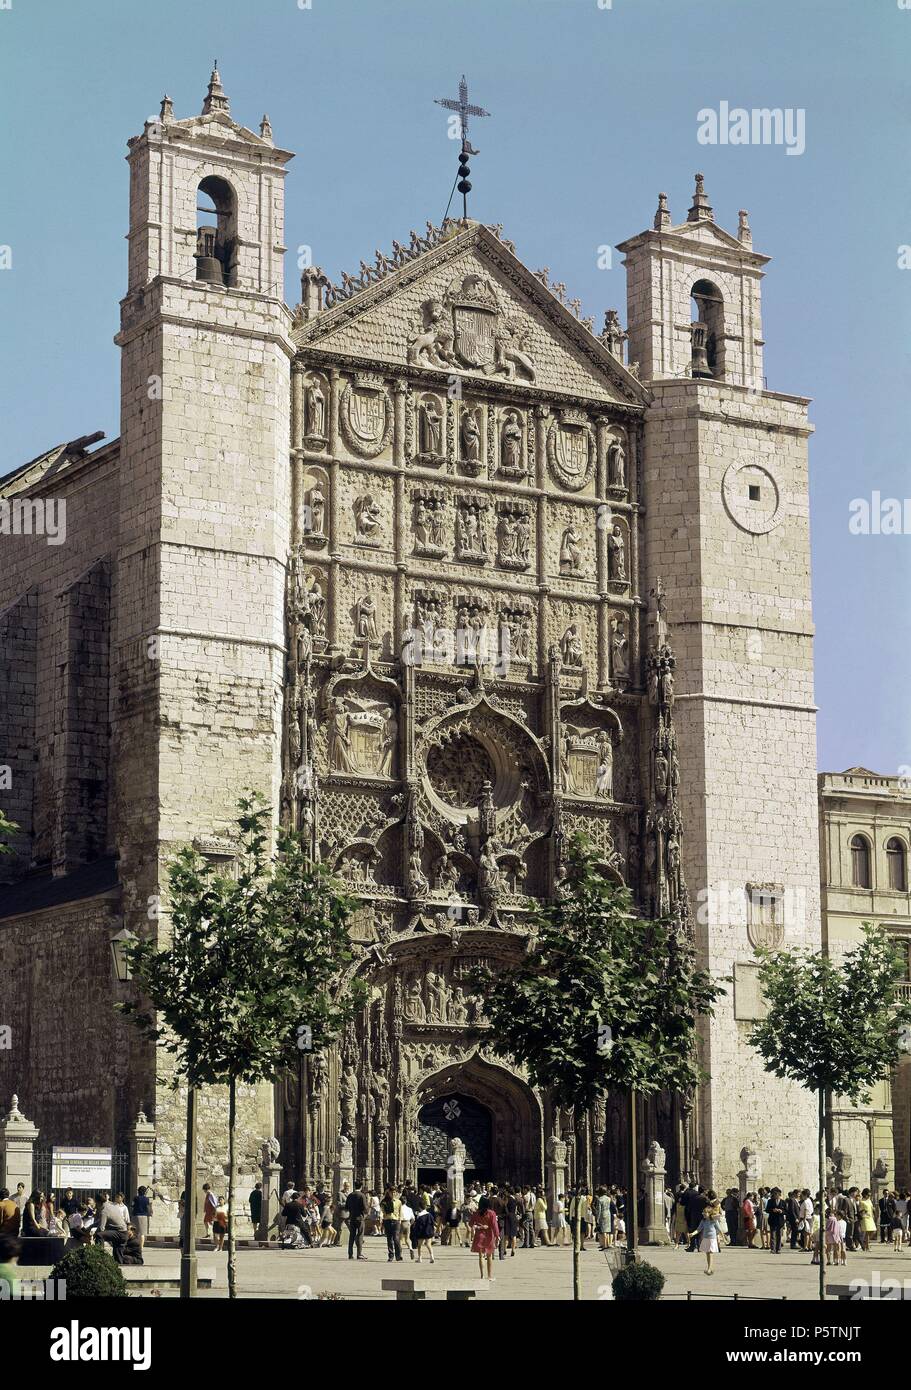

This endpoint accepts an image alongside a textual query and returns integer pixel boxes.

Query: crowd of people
[670,1182,911,1275]
[257,1178,633,1274]
[0,1183,150,1265]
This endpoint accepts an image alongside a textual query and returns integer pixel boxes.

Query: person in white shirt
[799,1191,814,1250]
[399,1199,415,1258]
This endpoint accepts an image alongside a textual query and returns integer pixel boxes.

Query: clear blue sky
[1,0,908,775]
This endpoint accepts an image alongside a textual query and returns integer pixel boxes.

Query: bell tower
[113,68,295,1159]
[619,178,821,1188]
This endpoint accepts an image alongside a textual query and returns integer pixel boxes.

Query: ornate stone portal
[278,220,694,1191]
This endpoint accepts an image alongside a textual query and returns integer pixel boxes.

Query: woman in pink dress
[469,1195,500,1281]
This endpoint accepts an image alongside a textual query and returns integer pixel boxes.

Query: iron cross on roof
[435,74,490,152]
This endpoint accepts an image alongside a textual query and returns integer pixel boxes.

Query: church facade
[0,72,824,1210]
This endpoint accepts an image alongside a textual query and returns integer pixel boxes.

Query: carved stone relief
[340,375,393,458]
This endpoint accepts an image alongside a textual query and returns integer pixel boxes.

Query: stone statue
[560,624,584,668]
[305,378,326,439]
[500,412,523,474]
[560,525,582,575]
[261,1136,281,1167]
[328,697,354,772]
[460,408,482,465]
[355,594,378,641]
[608,440,626,489]
[595,731,613,799]
[608,524,626,581]
[478,840,502,900]
[404,973,426,1023]
[610,615,629,680]
[354,493,381,542]
[419,398,443,457]
[306,484,326,538]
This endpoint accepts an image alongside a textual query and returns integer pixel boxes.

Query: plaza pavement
[119,1236,911,1300]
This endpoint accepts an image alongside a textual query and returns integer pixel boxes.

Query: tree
[748,922,911,1302]
[0,810,18,853]
[472,835,721,1300]
[120,794,366,1298]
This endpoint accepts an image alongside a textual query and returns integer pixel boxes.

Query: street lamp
[109,926,136,982]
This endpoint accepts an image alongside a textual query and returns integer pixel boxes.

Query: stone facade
[0,74,828,1206]
[818,769,911,1188]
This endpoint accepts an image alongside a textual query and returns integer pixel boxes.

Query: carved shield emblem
[348,388,386,445]
[453,305,497,368]
[555,426,589,483]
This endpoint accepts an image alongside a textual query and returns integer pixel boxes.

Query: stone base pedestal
[255,1161,282,1243]
[639,1139,671,1245]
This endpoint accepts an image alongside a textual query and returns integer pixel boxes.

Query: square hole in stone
[748,484,761,501]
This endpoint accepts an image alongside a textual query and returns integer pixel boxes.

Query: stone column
[639,1139,671,1245]
[446,1137,466,1208]
[255,1142,283,1243]
[129,1107,157,1202]
[335,1134,354,1198]
[0,1094,39,1196]
[545,1134,568,1223]
[737,1146,761,1203]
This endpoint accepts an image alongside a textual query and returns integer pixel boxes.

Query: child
[697,1203,722,1276]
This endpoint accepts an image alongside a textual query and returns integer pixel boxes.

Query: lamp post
[180,1087,199,1299]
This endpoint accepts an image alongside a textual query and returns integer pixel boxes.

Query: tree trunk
[228,1075,238,1300]
[572,1197,581,1302]
[818,1087,826,1303]
[179,1086,198,1299]
[627,1088,638,1262]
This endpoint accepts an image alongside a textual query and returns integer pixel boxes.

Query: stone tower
[618,177,821,1188]
[113,69,294,1157]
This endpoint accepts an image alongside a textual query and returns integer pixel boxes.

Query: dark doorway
[417,1092,492,1184]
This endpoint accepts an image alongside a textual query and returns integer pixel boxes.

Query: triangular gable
[296,223,647,407]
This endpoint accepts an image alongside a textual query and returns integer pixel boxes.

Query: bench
[18,1265,215,1292]
[827,1282,910,1301]
[381,1278,426,1301]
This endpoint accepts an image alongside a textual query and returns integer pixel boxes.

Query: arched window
[887,837,907,892]
[690,279,724,379]
[850,834,872,889]
[195,176,237,287]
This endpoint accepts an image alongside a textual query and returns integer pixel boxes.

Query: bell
[690,320,712,377]
[195,225,224,284]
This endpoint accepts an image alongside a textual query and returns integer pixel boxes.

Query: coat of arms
[340,375,392,458]
[448,272,499,369]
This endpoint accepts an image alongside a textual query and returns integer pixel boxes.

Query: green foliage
[612,1259,665,1301]
[748,922,911,1102]
[49,1244,128,1298]
[471,836,722,1110]
[119,794,366,1088]
[0,809,18,854]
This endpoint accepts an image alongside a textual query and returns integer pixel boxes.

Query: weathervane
[435,75,490,220]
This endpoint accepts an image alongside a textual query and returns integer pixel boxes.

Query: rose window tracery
[427,735,495,809]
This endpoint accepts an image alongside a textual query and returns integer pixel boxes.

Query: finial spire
[259,114,273,144]
[654,192,671,230]
[159,94,174,123]
[435,75,490,220]
[738,209,752,246]
[687,173,713,223]
[202,60,230,116]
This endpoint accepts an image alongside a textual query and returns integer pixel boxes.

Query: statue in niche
[409,848,429,898]
[378,706,397,776]
[305,377,327,440]
[608,524,626,582]
[354,493,381,543]
[516,512,530,563]
[627,833,641,889]
[478,840,502,901]
[595,731,614,799]
[306,483,326,539]
[404,974,426,1023]
[427,970,450,1023]
[419,398,443,457]
[608,440,626,489]
[460,408,482,465]
[450,986,469,1025]
[355,595,379,642]
[435,853,459,894]
[560,624,584,668]
[667,832,682,902]
[372,1071,390,1128]
[341,1066,358,1136]
[294,568,326,638]
[610,615,629,680]
[457,503,487,561]
[500,411,524,474]
[560,730,577,794]
[328,697,355,772]
[560,525,582,575]
[497,511,520,566]
[654,750,669,800]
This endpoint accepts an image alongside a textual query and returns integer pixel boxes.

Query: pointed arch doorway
[414,1053,543,1186]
